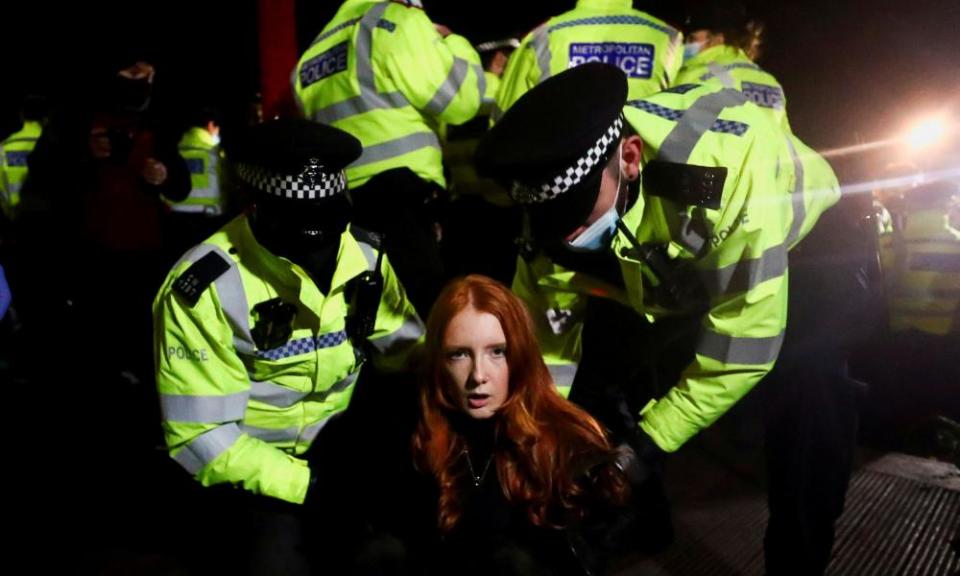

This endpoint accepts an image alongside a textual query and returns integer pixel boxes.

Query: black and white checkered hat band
[510,114,624,204]
[236,163,347,200]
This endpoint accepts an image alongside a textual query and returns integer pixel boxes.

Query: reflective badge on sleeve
[300,42,349,89]
[741,82,784,110]
[185,158,205,174]
[569,43,655,79]
[5,151,29,167]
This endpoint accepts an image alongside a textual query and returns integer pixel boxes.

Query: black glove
[614,428,666,487]
[616,428,675,554]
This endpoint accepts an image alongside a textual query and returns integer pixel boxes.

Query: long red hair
[412,275,626,533]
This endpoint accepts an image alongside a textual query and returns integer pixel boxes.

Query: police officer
[477,63,839,552]
[293,0,486,317]
[675,1,835,252]
[879,177,960,425]
[676,1,788,129]
[677,5,877,574]
[153,119,424,574]
[495,0,684,120]
[161,107,228,262]
[492,0,686,394]
[0,96,44,220]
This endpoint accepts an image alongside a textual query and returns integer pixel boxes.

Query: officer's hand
[89,129,112,159]
[614,429,666,487]
[434,23,453,37]
[142,158,168,185]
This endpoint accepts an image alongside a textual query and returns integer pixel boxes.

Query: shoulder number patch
[173,251,232,307]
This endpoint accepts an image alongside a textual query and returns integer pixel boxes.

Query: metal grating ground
[616,453,960,576]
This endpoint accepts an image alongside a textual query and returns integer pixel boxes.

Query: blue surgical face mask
[567,148,624,253]
[683,41,705,62]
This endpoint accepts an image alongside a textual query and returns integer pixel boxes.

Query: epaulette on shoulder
[173,250,233,307]
[350,226,384,251]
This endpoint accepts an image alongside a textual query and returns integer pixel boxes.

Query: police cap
[231,118,362,202]
[476,63,628,240]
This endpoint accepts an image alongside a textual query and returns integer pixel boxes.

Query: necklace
[463,446,493,487]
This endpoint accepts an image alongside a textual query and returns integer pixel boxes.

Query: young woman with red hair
[412,274,630,575]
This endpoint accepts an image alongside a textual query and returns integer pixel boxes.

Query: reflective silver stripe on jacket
[249,380,309,408]
[240,424,300,443]
[424,57,470,116]
[548,363,578,389]
[676,210,709,256]
[250,370,360,408]
[531,25,552,81]
[784,136,807,248]
[474,64,489,108]
[161,390,250,423]
[702,243,788,296]
[356,3,389,90]
[657,88,748,163]
[241,414,338,446]
[175,244,255,356]
[696,329,785,365]
[211,247,256,356]
[356,240,378,270]
[173,423,243,475]
[370,317,425,354]
[313,91,410,125]
[352,132,441,167]
[707,63,737,88]
[311,3,412,125]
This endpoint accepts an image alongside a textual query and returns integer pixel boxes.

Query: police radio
[345,237,386,360]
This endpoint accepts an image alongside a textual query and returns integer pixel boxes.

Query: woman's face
[441,306,510,419]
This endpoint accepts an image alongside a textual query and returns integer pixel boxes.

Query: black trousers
[349,168,446,319]
[762,354,859,576]
[762,197,879,576]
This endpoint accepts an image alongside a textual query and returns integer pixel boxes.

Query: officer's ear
[621,135,643,182]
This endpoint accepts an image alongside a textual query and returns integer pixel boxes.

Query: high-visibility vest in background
[166,127,223,216]
[0,120,42,219]
[882,197,960,336]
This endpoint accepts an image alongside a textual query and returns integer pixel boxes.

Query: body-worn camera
[251,298,298,350]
